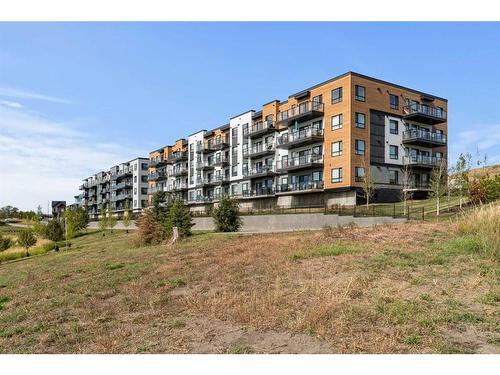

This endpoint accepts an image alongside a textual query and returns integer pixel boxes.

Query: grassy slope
[0,223,498,354]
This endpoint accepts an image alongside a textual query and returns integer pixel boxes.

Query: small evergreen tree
[17,229,37,257]
[44,219,64,242]
[0,234,13,252]
[123,199,131,233]
[151,191,172,225]
[135,209,165,246]
[212,195,242,232]
[166,197,193,237]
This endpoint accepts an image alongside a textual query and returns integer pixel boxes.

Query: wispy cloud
[0,104,145,212]
[0,100,23,108]
[449,123,500,166]
[0,87,74,104]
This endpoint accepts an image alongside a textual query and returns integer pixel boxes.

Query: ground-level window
[331,168,343,183]
[389,170,399,184]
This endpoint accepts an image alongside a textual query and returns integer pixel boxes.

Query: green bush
[0,234,13,252]
[151,191,173,225]
[166,198,193,237]
[16,229,37,257]
[44,219,64,242]
[212,195,242,232]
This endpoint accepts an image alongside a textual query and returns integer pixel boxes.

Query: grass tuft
[290,243,364,260]
[105,263,125,270]
[168,277,186,287]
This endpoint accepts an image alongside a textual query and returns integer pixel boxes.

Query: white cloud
[0,87,74,104]
[449,123,500,167]
[0,105,146,212]
[0,100,23,108]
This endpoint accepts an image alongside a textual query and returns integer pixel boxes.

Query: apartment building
[77,157,149,219]
[146,71,447,210]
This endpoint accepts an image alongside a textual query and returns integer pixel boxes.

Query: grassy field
[0,211,498,353]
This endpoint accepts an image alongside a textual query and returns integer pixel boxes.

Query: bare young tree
[429,158,448,216]
[360,158,375,209]
[451,152,471,209]
[400,161,413,216]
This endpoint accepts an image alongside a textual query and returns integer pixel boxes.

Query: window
[331,114,343,130]
[141,163,148,170]
[331,141,343,156]
[435,152,443,159]
[134,200,137,208]
[389,120,399,135]
[331,87,342,103]
[331,168,343,183]
[141,176,148,182]
[312,94,323,103]
[189,191,194,201]
[355,140,365,155]
[355,112,366,128]
[231,165,237,177]
[355,85,365,101]
[390,94,399,110]
[389,145,399,160]
[389,170,398,185]
[134,164,137,171]
[312,171,322,181]
[141,187,148,195]
[355,167,365,182]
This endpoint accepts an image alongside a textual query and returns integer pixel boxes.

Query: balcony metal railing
[196,161,215,170]
[215,174,230,184]
[276,181,324,193]
[403,129,447,144]
[111,167,132,180]
[171,167,188,176]
[213,155,230,166]
[246,143,275,157]
[276,154,324,171]
[244,120,275,137]
[172,181,188,190]
[111,180,132,190]
[168,151,188,162]
[404,155,444,168]
[242,187,275,197]
[277,127,323,147]
[278,101,324,123]
[243,165,275,178]
[149,157,167,167]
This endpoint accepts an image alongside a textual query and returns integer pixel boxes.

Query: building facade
[147,72,448,211]
[76,157,149,219]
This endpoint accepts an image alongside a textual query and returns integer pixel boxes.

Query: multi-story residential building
[78,157,149,219]
[146,71,447,210]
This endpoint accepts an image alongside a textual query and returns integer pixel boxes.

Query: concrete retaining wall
[88,214,405,233]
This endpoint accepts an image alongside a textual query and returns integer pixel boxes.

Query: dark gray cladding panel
[370,110,385,164]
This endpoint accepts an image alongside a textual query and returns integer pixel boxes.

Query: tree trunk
[25,248,29,257]
[436,196,440,216]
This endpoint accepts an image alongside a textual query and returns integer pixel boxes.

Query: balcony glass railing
[405,155,444,167]
[247,143,275,156]
[276,154,324,171]
[278,101,324,122]
[277,127,323,146]
[403,129,447,144]
[245,120,275,136]
[242,187,274,197]
[404,103,447,120]
[276,181,324,193]
[244,165,275,177]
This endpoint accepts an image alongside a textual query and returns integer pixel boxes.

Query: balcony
[213,155,230,167]
[189,196,213,204]
[244,165,275,179]
[203,177,218,187]
[276,154,324,173]
[276,181,324,194]
[168,151,188,163]
[404,181,431,191]
[147,170,168,181]
[214,174,230,185]
[172,182,188,191]
[171,167,188,177]
[149,157,167,168]
[111,180,132,190]
[111,167,132,180]
[196,161,215,170]
[245,143,276,158]
[242,187,275,198]
[403,129,447,147]
[113,192,132,201]
[404,155,444,169]
[245,120,275,138]
[403,103,447,125]
[276,127,324,149]
[277,101,324,127]
[195,178,205,188]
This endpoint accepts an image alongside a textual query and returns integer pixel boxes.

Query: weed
[403,333,422,346]
[480,291,499,306]
[226,345,253,354]
[291,243,364,260]
[0,296,11,310]
[168,277,186,287]
[168,319,186,329]
[105,263,124,270]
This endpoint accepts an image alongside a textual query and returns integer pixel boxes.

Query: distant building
[51,201,66,218]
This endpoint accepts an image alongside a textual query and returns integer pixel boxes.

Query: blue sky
[1,22,499,210]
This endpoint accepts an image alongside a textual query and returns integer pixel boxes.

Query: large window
[389,170,399,184]
[331,114,343,130]
[390,94,399,110]
[389,145,399,160]
[331,141,343,156]
[355,139,365,155]
[331,168,343,183]
[355,112,366,128]
[355,85,366,101]
[331,87,343,104]
[355,167,365,182]
[389,120,399,135]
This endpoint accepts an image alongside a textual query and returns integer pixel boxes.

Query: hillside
[0,212,498,354]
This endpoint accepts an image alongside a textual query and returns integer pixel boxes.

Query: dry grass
[0,220,498,354]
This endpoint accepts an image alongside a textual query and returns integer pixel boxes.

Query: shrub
[166,198,193,237]
[44,219,64,242]
[0,234,13,252]
[151,191,172,225]
[64,207,89,239]
[17,229,37,257]
[212,195,242,232]
[135,209,165,246]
